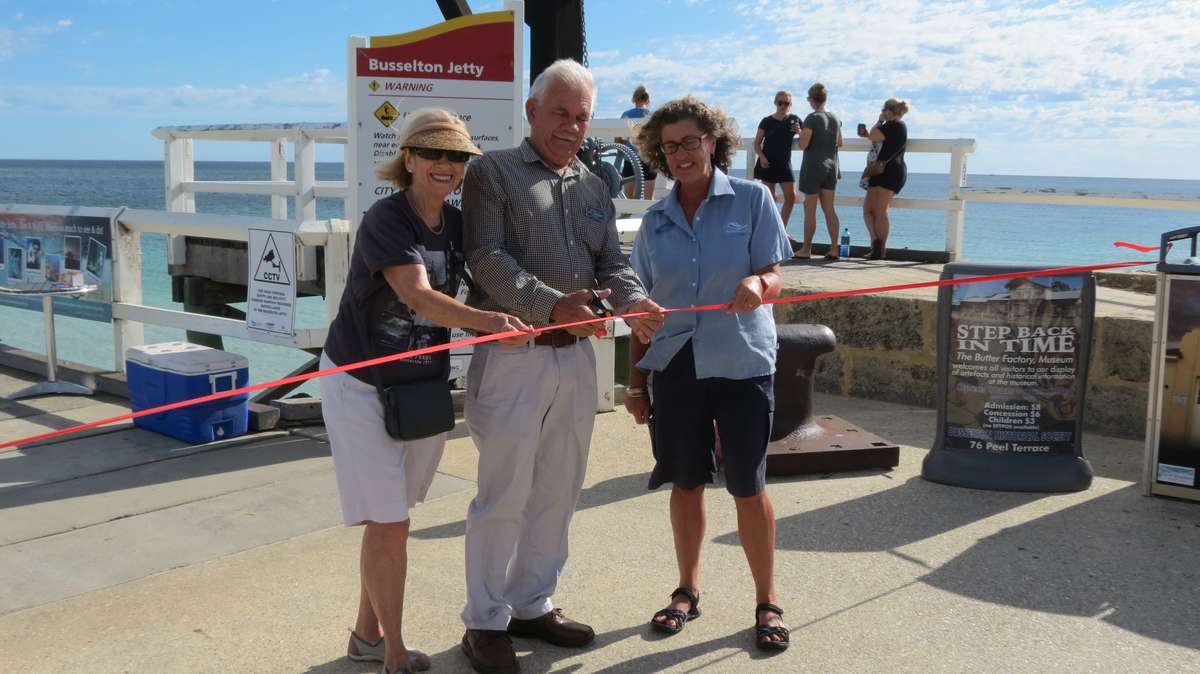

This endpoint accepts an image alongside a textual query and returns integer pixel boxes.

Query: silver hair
[528,58,596,104]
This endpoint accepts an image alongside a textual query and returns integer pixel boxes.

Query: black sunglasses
[775,99,791,106]
[408,147,472,163]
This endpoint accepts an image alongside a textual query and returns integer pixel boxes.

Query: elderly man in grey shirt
[459,59,664,674]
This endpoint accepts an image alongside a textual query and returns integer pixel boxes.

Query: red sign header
[358,20,513,82]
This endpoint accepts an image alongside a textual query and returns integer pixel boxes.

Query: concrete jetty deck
[3,259,1194,673]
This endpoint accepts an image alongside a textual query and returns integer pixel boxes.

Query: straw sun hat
[402,119,483,156]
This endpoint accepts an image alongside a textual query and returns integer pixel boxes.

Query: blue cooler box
[126,342,250,443]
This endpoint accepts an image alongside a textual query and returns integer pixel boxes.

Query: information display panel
[0,205,118,322]
[924,262,1095,492]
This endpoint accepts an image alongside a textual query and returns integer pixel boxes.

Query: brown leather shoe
[507,608,595,647]
[461,629,518,674]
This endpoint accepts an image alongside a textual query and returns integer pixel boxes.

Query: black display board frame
[923,262,1095,492]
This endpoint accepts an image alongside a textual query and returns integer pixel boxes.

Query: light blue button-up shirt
[630,169,792,380]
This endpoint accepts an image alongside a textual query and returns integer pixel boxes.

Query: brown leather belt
[532,331,581,348]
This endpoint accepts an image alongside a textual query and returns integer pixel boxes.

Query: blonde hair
[376,107,466,189]
[884,98,910,116]
[632,84,650,104]
[775,90,792,103]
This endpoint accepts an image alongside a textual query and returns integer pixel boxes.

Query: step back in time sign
[924,262,1095,492]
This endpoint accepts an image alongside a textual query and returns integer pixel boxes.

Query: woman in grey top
[793,83,844,260]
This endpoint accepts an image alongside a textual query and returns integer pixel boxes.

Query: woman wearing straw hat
[319,108,531,674]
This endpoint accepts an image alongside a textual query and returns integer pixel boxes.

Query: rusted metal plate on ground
[766,415,899,476]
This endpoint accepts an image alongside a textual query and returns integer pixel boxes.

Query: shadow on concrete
[923,483,1200,650]
[716,476,1200,650]
[301,623,778,674]
[716,475,1046,553]
[411,472,653,541]
[0,432,330,512]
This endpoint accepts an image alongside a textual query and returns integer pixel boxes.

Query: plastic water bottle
[839,228,850,258]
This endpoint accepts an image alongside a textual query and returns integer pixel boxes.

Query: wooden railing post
[110,211,144,371]
[163,136,194,267]
[294,132,320,281]
[270,137,288,219]
[946,146,967,260]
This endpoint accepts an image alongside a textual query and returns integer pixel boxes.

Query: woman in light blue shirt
[626,96,793,652]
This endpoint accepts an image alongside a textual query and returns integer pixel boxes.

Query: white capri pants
[319,353,446,526]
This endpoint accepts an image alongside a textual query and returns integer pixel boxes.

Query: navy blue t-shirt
[323,191,463,386]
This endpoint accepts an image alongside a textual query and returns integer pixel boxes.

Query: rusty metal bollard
[766,324,899,475]
[771,324,837,441]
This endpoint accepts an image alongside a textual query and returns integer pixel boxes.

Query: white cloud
[591,0,1200,159]
[0,14,75,61]
[0,69,345,119]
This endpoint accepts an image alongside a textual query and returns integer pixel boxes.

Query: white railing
[109,208,350,371]
[150,120,1196,411]
[153,121,981,255]
[152,123,350,280]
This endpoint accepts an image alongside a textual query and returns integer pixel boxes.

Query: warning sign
[246,229,296,337]
[369,80,381,92]
[252,232,291,285]
[374,101,399,127]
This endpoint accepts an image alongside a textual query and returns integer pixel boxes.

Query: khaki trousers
[461,340,597,630]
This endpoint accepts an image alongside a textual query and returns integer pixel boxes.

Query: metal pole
[43,295,58,383]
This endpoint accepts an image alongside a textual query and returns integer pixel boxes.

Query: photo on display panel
[64,236,82,271]
[85,237,106,279]
[7,248,24,280]
[25,238,42,270]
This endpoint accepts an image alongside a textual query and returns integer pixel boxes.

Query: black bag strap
[876,122,906,165]
[879,142,906,165]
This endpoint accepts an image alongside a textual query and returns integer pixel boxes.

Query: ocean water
[1,159,1198,388]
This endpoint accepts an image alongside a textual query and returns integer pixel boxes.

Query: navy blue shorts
[647,341,774,497]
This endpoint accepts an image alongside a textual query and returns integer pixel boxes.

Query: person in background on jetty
[753,90,801,227]
[857,119,882,237]
[627,96,793,652]
[863,98,909,260]
[318,108,531,674]
[459,59,665,674]
[793,83,844,260]
[618,84,657,199]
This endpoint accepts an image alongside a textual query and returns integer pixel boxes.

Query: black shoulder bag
[355,233,461,441]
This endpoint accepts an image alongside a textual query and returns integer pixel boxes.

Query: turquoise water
[1,159,1198,389]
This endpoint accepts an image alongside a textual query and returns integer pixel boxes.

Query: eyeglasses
[660,134,708,155]
[408,147,472,163]
[775,100,791,106]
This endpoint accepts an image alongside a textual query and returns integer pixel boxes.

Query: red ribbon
[0,258,1154,450]
[1113,241,1160,252]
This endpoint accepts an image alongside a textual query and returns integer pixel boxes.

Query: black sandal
[650,587,701,635]
[754,602,790,651]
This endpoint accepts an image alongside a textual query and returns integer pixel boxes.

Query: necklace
[426,210,445,235]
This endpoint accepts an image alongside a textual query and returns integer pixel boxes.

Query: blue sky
[0,0,1197,179]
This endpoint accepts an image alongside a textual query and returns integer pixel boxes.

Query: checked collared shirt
[462,139,647,327]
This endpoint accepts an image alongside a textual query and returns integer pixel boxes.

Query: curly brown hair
[635,96,740,180]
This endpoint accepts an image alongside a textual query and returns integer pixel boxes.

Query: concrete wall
[774,291,1150,439]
